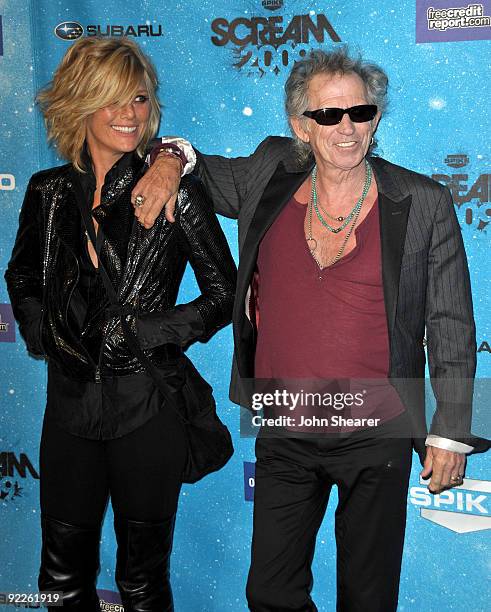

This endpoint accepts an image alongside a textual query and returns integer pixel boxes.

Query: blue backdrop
[0,1,490,610]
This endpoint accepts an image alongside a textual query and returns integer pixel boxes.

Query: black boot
[114,515,176,612]
[38,515,101,611]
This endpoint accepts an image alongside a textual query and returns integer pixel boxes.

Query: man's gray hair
[285,46,389,165]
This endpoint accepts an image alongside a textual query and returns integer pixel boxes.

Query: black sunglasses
[303,104,378,125]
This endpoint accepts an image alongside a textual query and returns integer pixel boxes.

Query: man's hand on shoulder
[131,155,182,228]
[421,445,466,494]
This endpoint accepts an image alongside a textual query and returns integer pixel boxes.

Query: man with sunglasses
[131,48,486,611]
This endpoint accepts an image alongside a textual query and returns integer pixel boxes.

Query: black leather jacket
[5,153,236,382]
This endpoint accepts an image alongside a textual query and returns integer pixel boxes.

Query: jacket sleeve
[4,177,45,356]
[192,137,274,219]
[150,135,289,218]
[425,186,477,442]
[136,177,237,348]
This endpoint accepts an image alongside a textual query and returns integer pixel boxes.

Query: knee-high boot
[38,515,101,611]
[114,515,176,612]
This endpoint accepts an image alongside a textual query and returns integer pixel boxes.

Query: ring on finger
[450,475,462,483]
[135,194,146,208]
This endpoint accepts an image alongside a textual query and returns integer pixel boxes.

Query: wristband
[156,150,185,172]
[148,143,187,168]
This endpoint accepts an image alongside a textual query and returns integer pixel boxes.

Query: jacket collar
[283,147,411,202]
[78,149,144,226]
[89,152,144,270]
[54,152,144,273]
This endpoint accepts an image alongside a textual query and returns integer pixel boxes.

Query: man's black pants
[246,413,413,612]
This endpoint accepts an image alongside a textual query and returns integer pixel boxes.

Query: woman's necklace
[306,161,372,269]
[311,160,372,233]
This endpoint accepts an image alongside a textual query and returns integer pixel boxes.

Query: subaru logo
[55,21,84,41]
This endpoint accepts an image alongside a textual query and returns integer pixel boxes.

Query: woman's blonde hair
[37,37,160,171]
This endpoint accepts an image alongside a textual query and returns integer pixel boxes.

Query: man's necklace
[306,161,372,269]
[311,160,372,233]
[317,200,348,223]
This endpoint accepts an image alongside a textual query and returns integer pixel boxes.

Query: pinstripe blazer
[193,136,488,461]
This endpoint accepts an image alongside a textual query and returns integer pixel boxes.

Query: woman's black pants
[38,407,188,612]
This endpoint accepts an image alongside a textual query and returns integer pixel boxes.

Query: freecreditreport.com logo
[416,1,491,42]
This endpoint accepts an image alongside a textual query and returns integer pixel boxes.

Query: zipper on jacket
[38,308,46,356]
[65,252,99,371]
[94,320,108,439]
[64,254,79,325]
[95,324,106,383]
[95,318,110,384]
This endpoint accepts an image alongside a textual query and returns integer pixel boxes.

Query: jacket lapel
[53,176,83,255]
[92,160,143,275]
[234,159,313,377]
[236,160,314,317]
[370,157,412,348]
[66,155,143,282]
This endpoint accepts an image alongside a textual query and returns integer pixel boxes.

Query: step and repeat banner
[0,1,490,610]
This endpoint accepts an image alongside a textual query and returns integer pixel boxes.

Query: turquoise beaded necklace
[311,160,372,234]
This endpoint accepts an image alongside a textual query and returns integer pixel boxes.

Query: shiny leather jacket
[5,153,236,381]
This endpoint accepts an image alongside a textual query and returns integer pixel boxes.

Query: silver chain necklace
[311,160,372,233]
[306,162,372,269]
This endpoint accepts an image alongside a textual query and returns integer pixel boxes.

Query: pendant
[306,237,317,252]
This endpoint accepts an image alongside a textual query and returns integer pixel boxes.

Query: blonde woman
[5,37,235,611]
